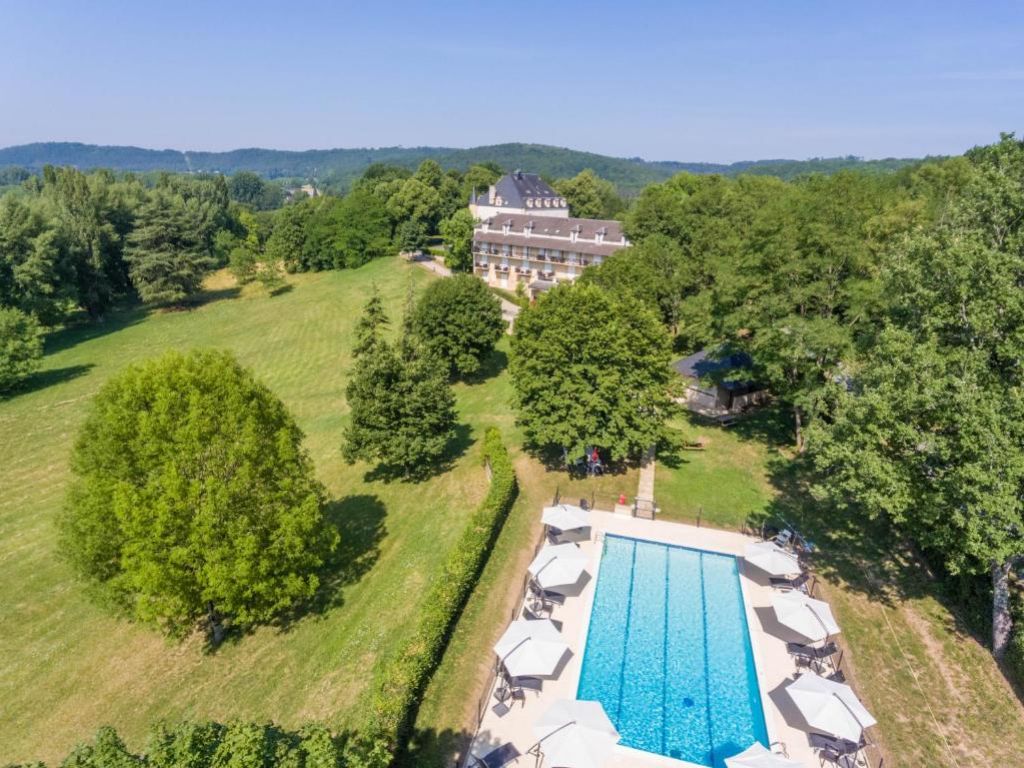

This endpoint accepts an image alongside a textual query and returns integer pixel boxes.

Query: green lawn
[0,259,508,764]
[654,411,779,529]
[653,407,1024,767]
[5,261,1024,768]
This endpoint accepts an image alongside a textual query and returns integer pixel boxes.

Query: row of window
[474,245,603,264]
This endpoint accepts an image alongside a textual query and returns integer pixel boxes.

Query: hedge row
[362,427,518,764]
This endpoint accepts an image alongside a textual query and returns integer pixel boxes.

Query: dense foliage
[227,171,285,211]
[808,134,1024,658]
[437,208,474,272]
[510,282,672,461]
[553,169,625,219]
[59,349,337,638]
[0,166,234,319]
[0,305,43,392]
[407,274,505,378]
[6,721,342,768]
[342,297,457,477]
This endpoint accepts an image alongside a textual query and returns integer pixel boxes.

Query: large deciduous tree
[59,349,338,640]
[810,134,1024,659]
[408,274,505,378]
[439,208,475,273]
[553,169,624,219]
[510,282,672,462]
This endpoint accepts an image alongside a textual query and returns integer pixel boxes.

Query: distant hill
[0,141,928,193]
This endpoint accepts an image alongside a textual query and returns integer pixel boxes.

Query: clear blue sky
[2,0,1021,162]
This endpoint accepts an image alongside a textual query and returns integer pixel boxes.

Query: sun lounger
[510,675,543,692]
[787,641,837,661]
[472,742,521,768]
[809,732,863,756]
[528,583,566,605]
[770,571,814,593]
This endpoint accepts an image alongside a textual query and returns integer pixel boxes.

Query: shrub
[0,306,44,393]
[364,428,518,763]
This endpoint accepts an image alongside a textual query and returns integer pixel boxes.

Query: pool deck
[468,509,822,768]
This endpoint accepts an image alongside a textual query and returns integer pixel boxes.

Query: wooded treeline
[577,133,1024,669]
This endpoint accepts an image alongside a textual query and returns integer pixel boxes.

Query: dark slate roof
[478,213,625,241]
[673,349,755,390]
[493,171,567,209]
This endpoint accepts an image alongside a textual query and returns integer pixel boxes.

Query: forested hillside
[0,141,927,193]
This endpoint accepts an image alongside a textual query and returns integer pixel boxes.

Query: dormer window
[495,196,503,206]
[482,220,490,233]
[526,198,534,208]
[570,226,580,243]
[543,198,551,207]
[503,222,511,235]
[596,228,605,244]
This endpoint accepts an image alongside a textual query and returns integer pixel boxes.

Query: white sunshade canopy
[493,618,570,678]
[725,743,807,768]
[744,541,801,577]
[786,672,877,743]
[542,503,592,531]
[528,543,589,590]
[533,699,620,768]
[771,591,841,642]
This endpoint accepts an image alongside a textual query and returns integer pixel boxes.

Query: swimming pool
[577,534,769,767]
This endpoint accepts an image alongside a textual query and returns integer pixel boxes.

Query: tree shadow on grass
[362,422,475,484]
[205,495,388,649]
[750,452,994,655]
[44,305,151,355]
[3,363,95,399]
[279,494,388,629]
[186,285,242,308]
[461,348,508,386]
[399,725,486,768]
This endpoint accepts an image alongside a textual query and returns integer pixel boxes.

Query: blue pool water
[577,535,768,767]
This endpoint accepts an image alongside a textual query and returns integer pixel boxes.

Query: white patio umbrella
[725,742,806,768]
[529,543,589,591]
[533,699,620,768]
[542,503,591,531]
[771,591,841,642]
[493,619,569,678]
[744,541,801,577]
[785,672,877,743]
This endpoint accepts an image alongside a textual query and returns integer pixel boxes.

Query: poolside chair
[773,528,794,547]
[787,641,838,671]
[509,675,543,693]
[809,733,864,757]
[787,641,837,659]
[528,582,566,606]
[770,571,814,593]
[471,742,521,768]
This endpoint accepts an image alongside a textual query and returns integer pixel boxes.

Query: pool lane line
[660,544,670,756]
[699,552,716,767]
[614,538,638,722]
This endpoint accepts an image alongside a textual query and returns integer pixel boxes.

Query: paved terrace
[468,510,832,768]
